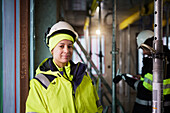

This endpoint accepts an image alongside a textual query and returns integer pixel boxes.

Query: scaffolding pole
[166,3,169,46]
[97,0,102,102]
[89,16,92,78]
[112,0,116,113]
[153,0,164,113]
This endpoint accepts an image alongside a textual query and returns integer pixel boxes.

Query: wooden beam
[20,0,30,112]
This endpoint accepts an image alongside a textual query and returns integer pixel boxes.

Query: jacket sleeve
[26,79,48,113]
[94,87,103,113]
[123,74,152,94]
[87,73,103,113]
[123,74,138,90]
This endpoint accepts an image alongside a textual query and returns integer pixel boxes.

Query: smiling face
[51,39,73,68]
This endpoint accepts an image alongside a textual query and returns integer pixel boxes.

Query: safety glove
[113,73,127,84]
[113,75,122,84]
[113,73,137,84]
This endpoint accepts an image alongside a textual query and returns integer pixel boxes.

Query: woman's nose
[64,46,69,53]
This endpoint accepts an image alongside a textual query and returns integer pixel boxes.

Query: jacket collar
[39,58,87,76]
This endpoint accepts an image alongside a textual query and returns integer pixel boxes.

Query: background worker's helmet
[44,21,78,48]
[136,30,156,53]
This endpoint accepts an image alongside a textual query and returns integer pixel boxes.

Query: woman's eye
[68,46,73,48]
[60,45,64,48]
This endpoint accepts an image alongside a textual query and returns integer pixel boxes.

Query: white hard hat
[136,30,154,48]
[45,21,78,47]
[136,30,156,53]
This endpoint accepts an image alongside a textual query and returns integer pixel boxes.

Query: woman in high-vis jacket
[26,21,103,113]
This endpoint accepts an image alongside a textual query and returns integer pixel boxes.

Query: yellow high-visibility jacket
[26,58,103,113]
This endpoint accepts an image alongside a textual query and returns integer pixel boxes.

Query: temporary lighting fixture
[96,29,100,35]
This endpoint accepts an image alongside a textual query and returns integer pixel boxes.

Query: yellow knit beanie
[49,34,74,51]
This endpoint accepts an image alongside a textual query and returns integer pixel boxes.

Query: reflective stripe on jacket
[142,73,170,95]
[135,97,170,106]
[136,73,170,107]
[26,58,103,113]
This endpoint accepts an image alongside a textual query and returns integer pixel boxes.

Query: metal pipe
[112,0,116,112]
[0,0,2,111]
[73,47,85,63]
[89,16,92,78]
[153,0,164,113]
[98,1,102,73]
[98,0,102,103]
[91,0,98,16]
[30,0,35,80]
[166,4,169,46]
